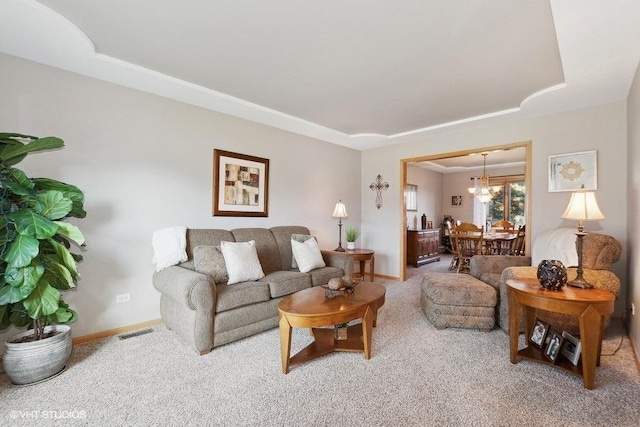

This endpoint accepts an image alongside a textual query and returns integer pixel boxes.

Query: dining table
[483,232,518,255]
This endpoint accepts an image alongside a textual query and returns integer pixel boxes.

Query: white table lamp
[561,185,605,288]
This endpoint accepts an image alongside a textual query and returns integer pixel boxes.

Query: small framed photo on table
[545,331,564,364]
[529,318,549,349]
[561,331,582,366]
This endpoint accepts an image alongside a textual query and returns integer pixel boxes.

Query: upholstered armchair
[470,228,621,334]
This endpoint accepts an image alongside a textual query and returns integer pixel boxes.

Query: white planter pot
[347,242,356,250]
[3,325,72,385]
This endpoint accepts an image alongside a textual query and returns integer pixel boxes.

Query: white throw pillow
[290,233,315,269]
[291,237,326,273]
[220,240,265,285]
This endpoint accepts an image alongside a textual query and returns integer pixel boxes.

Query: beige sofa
[153,226,352,354]
[470,228,621,334]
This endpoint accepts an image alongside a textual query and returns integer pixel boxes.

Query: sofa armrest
[570,268,621,296]
[470,255,532,280]
[321,250,354,277]
[153,266,216,312]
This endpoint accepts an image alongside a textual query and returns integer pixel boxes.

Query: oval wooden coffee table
[278,282,386,374]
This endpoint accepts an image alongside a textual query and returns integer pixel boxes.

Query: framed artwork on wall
[451,195,462,207]
[213,149,269,217]
[548,150,597,192]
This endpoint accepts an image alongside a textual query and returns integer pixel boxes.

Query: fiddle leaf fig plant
[0,133,86,341]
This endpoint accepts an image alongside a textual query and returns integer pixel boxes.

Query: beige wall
[362,102,628,315]
[0,53,361,351]
[627,59,640,360]
[406,165,442,229]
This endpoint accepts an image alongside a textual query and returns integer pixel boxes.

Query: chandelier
[467,153,499,203]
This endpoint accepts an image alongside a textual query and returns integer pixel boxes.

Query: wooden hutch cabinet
[406,229,441,267]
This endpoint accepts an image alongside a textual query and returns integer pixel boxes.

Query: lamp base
[334,246,345,252]
[567,277,594,289]
[568,231,593,289]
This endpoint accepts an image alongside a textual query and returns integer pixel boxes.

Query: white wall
[362,102,628,315]
[0,53,361,350]
[627,59,640,360]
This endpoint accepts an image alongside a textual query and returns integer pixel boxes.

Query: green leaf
[0,136,64,166]
[11,209,59,239]
[23,281,60,319]
[47,238,78,277]
[9,308,31,327]
[0,136,28,166]
[33,178,86,218]
[0,221,17,255]
[7,167,35,190]
[43,254,75,290]
[54,221,85,246]
[48,301,76,324]
[0,304,11,329]
[3,234,39,268]
[0,178,33,197]
[0,265,44,304]
[37,191,72,220]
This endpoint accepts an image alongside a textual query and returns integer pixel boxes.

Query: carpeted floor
[406,253,457,278]
[1,274,639,426]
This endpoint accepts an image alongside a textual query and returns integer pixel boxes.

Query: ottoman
[421,272,497,331]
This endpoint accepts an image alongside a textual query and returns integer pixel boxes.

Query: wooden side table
[506,278,615,389]
[346,249,375,281]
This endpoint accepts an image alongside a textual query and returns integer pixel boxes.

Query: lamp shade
[332,201,348,218]
[561,189,605,221]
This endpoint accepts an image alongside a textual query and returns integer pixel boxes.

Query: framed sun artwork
[548,150,597,192]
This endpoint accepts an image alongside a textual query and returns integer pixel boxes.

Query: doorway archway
[400,140,532,281]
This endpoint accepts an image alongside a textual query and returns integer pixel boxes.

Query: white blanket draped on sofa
[152,226,187,271]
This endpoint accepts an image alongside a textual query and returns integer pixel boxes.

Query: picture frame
[213,149,269,217]
[427,220,433,229]
[548,150,597,192]
[529,318,550,349]
[405,184,418,211]
[451,195,463,207]
[561,331,582,366]
[544,331,564,364]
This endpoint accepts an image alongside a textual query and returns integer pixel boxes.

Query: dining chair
[445,221,459,271]
[451,222,484,273]
[492,219,514,231]
[509,224,526,256]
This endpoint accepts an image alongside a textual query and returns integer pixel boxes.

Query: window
[486,175,525,227]
[405,184,417,211]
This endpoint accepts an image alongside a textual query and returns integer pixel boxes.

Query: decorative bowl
[321,279,358,299]
[536,259,568,291]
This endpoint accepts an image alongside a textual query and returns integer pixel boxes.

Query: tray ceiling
[2,1,640,150]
